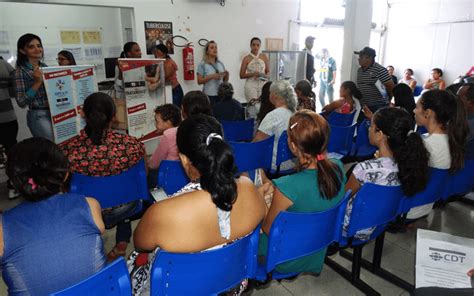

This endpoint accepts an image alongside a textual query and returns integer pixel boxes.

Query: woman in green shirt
[259,110,346,275]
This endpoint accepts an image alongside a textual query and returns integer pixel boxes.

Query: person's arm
[409,80,417,91]
[330,71,337,85]
[345,173,361,197]
[362,105,374,120]
[13,66,43,108]
[262,187,294,234]
[163,60,176,82]
[239,56,253,79]
[149,135,170,170]
[322,99,344,114]
[253,130,269,142]
[85,197,106,234]
[134,203,162,251]
[262,53,270,75]
[384,79,395,98]
[438,79,446,90]
[423,79,432,89]
[223,70,229,82]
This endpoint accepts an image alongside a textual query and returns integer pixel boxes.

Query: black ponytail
[177,115,237,211]
[83,92,116,145]
[374,107,430,196]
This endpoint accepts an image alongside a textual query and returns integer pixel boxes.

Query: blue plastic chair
[256,191,350,281]
[325,184,404,296]
[327,111,356,126]
[157,160,190,196]
[350,120,377,159]
[443,160,474,198]
[400,168,449,214]
[229,135,274,173]
[150,226,260,296]
[50,258,132,296]
[220,118,255,142]
[413,85,423,96]
[416,125,428,135]
[70,159,149,210]
[327,122,357,157]
[269,131,296,176]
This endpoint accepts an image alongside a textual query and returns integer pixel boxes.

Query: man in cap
[354,46,394,112]
[303,36,316,85]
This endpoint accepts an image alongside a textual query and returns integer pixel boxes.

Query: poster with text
[144,21,174,55]
[118,58,166,142]
[42,65,98,144]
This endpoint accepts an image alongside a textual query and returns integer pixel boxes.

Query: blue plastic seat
[325,184,404,296]
[50,258,132,296]
[150,226,260,296]
[443,160,474,198]
[269,131,296,176]
[327,111,356,126]
[220,118,255,142]
[70,159,149,211]
[413,85,423,96]
[416,125,428,135]
[229,135,274,173]
[350,120,377,159]
[255,191,350,281]
[327,122,357,157]
[157,160,190,196]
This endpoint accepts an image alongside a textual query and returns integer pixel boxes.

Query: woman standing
[57,50,77,66]
[197,41,229,105]
[240,37,269,103]
[13,33,53,140]
[154,44,184,107]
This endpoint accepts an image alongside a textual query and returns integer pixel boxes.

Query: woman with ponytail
[344,107,430,238]
[259,110,346,275]
[61,92,145,261]
[407,90,469,220]
[2,137,106,295]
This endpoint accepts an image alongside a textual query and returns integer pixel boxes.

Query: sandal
[107,242,128,262]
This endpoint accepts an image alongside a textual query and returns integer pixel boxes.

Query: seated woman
[392,83,416,119]
[408,90,469,220]
[423,68,446,91]
[321,81,362,125]
[345,107,430,239]
[2,137,106,295]
[294,80,316,111]
[181,90,213,119]
[259,110,346,274]
[149,104,182,170]
[61,92,145,261]
[212,82,245,121]
[134,115,266,293]
[399,68,417,91]
[255,81,274,125]
[253,80,296,171]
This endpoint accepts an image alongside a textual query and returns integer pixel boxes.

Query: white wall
[382,0,474,85]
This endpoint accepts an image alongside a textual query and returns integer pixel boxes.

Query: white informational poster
[416,229,474,289]
[42,65,98,144]
[118,58,166,142]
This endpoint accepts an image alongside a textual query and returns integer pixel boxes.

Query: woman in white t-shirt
[253,80,297,171]
[344,107,430,239]
[409,89,469,219]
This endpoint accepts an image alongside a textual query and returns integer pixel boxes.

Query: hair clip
[205,133,223,146]
[407,130,415,136]
[316,154,325,161]
[290,122,298,130]
[28,178,38,190]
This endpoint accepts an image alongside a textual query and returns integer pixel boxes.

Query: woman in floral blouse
[62,92,145,261]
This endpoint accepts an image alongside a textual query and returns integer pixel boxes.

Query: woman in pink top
[149,104,182,170]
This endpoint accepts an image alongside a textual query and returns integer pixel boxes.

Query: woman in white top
[240,37,269,103]
[408,89,469,219]
[197,41,229,105]
[399,68,417,91]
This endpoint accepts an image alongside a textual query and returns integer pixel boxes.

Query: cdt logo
[428,247,466,264]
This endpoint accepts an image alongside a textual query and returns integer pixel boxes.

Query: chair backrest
[350,120,377,158]
[443,160,474,198]
[275,130,295,166]
[150,225,260,296]
[229,135,274,173]
[220,118,255,142]
[327,111,356,126]
[264,192,350,273]
[50,258,131,296]
[413,85,423,96]
[345,184,403,238]
[157,160,190,195]
[400,168,450,213]
[70,159,149,209]
[328,122,357,156]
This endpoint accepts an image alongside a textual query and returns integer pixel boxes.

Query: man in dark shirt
[303,36,316,85]
[212,82,244,121]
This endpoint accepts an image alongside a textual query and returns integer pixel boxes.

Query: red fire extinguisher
[182,43,194,81]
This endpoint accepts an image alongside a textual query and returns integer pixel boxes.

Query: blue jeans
[102,201,139,244]
[27,109,54,141]
[319,80,334,107]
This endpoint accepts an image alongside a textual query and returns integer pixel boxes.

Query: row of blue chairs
[328,119,377,159]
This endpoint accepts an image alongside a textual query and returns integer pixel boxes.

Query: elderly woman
[253,80,297,171]
[212,82,245,121]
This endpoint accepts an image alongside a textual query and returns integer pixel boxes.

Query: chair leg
[325,246,381,296]
[338,234,414,292]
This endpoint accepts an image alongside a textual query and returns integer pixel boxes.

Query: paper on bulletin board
[85,47,103,60]
[83,31,101,44]
[43,47,62,64]
[60,31,81,44]
[0,49,11,61]
[64,47,84,60]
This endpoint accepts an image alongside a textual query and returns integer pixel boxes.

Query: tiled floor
[0,167,472,296]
